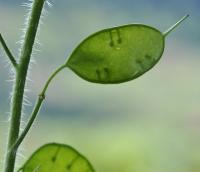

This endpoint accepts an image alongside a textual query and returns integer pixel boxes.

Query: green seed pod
[67,15,189,84]
[18,143,94,172]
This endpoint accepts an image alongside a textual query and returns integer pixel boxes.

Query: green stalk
[4,0,45,172]
[10,64,67,153]
[0,34,18,69]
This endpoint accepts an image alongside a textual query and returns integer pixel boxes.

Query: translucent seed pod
[67,15,189,84]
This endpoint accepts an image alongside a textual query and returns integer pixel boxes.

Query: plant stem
[10,64,67,153]
[0,33,18,69]
[4,1,45,172]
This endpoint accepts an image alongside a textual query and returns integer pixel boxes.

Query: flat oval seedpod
[67,15,189,84]
[67,24,164,84]
[18,143,95,172]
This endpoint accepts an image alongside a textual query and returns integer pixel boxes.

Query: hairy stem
[10,64,67,153]
[0,33,18,69]
[4,0,45,172]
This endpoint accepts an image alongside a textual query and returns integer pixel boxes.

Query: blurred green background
[0,0,200,171]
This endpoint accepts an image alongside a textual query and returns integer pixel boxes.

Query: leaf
[67,24,164,84]
[19,143,95,172]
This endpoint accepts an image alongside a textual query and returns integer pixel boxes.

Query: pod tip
[163,14,189,37]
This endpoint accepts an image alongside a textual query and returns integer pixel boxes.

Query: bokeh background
[0,0,200,171]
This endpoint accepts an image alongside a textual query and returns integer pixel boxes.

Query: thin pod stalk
[10,64,67,153]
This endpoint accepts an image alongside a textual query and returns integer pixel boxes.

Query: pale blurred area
[0,0,200,171]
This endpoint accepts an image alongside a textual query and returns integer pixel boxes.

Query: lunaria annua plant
[0,0,189,171]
